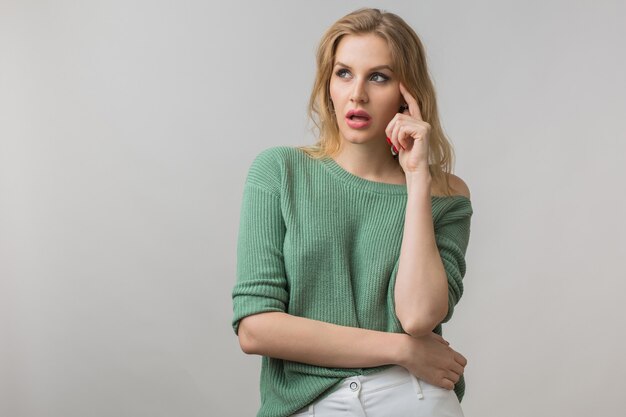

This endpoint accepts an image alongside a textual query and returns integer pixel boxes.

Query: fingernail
[386,137,392,145]
[392,145,398,153]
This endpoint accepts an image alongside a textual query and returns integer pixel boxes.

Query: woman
[231,7,473,417]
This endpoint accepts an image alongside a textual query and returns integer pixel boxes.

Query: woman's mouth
[345,109,372,129]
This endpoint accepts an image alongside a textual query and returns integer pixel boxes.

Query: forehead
[334,33,392,66]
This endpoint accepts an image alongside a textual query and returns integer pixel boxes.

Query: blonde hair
[298,7,458,195]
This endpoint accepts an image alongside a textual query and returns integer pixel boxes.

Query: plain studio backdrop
[1,0,625,416]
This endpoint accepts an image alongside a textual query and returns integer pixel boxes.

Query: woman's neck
[331,144,405,185]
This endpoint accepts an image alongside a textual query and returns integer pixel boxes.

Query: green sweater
[231,146,473,417]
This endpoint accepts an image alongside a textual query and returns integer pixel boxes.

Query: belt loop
[410,374,424,400]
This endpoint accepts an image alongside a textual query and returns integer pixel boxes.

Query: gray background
[1,0,625,416]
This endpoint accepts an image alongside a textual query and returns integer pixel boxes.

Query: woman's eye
[334,69,389,83]
[371,72,389,83]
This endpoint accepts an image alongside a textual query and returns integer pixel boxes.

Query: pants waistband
[328,365,422,399]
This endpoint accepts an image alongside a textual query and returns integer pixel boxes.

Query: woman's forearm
[394,173,448,337]
[238,312,406,369]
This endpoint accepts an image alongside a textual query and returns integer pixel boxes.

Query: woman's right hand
[397,332,467,390]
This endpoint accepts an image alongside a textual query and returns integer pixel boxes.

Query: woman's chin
[340,135,383,146]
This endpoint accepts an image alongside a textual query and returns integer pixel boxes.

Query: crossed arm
[236,311,466,390]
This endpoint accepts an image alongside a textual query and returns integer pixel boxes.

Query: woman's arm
[238,312,403,368]
[387,84,472,337]
[237,311,466,389]
[394,173,449,337]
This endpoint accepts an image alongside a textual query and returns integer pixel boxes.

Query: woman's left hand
[385,82,431,175]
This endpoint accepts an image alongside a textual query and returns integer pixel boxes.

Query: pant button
[349,381,359,391]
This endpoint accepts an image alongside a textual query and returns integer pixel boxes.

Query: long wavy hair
[298,7,458,195]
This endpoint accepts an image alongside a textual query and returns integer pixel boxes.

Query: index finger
[398,82,423,120]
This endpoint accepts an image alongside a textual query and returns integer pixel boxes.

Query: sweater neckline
[320,156,407,194]
[319,155,470,201]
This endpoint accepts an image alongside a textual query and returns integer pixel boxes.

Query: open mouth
[348,115,370,121]
[345,115,372,128]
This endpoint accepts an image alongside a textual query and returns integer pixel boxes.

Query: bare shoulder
[446,173,471,199]
[432,173,471,199]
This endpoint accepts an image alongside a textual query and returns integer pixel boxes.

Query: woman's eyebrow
[334,61,394,72]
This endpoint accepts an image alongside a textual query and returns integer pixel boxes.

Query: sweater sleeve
[231,149,289,336]
[434,198,473,324]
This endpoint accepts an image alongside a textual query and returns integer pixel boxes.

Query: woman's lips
[345,115,372,129]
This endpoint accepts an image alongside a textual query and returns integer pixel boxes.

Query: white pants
[289,365,464,417]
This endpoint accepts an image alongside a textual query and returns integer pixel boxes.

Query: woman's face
[329,33,403,148]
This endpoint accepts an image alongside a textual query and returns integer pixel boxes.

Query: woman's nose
[350,80,368,103]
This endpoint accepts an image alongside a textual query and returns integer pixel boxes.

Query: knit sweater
[231,146,473,417]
